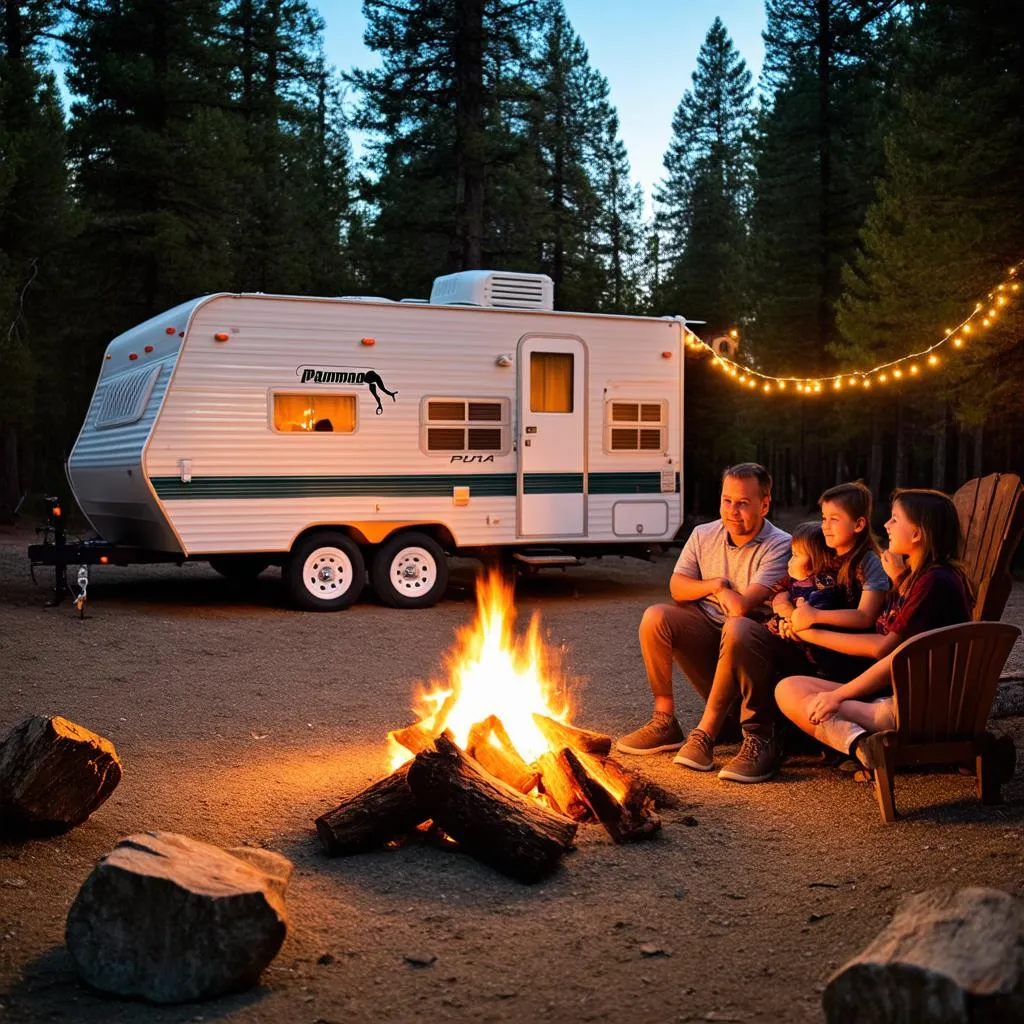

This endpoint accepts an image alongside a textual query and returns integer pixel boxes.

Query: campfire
[315,573,674,883]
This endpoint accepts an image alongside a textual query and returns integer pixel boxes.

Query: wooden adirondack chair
[953,472,1024,620]
[861,621,1021,822]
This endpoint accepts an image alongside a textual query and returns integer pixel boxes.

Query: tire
[285,532,365,611]
[208,554,271,581]
[371,532,449,609]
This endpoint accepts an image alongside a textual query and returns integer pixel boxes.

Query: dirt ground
[1,525,1023,1024]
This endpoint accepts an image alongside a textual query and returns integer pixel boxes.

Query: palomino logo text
[296,365,398,415]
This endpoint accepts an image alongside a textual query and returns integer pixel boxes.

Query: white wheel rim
[302,546,355,601]
[389,546,438,596]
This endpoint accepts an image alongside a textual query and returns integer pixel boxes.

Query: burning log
[315,762,427,856]
[534,750,595,822]
[588,754,681,810]
[407,734,577,883]
[532,713,612,756]
[388,691,460,757]
[560,748,661,844]
[466,716,540,795]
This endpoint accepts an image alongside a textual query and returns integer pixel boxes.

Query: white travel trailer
[49,271,689,610]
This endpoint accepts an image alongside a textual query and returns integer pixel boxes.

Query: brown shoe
[616,713,685,755]
[673,728,715,771]
[718,732,781,783]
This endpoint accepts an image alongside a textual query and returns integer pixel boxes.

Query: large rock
[823,887,1024,1023]
[66,831,293,1003]
[0,715,122,836]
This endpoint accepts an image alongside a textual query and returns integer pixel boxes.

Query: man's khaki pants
[638,603,814,740]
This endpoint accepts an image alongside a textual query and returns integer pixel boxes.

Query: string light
[684,262,1021,395]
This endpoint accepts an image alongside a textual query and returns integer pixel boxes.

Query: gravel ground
[1,524,1023,1024]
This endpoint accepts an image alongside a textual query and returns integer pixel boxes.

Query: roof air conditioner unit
[429,270,554,311]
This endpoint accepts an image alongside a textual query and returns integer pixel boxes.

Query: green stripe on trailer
[151,471,678,500]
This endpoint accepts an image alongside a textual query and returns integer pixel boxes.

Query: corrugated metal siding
[146,294,684,553]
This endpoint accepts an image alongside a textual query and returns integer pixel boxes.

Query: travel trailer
[32,271,690,611]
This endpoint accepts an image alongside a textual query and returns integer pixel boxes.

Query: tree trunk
[894,397,907,487]
[0,424,20,525]
[450,0,485,271]
[957,423,969,487]
[868,409,883,505]
[932,404,947,490]
[973,426,984,478]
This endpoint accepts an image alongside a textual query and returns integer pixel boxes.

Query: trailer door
[517,335,586,537]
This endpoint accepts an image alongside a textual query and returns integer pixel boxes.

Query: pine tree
[65,0,245,322]
[589,110,644,314]
[653,16,754,330]
[836,0,1024,485]
[350,0,539,298]
[0,0,74,518]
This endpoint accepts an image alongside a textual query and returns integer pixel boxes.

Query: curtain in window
[530,352,573,413]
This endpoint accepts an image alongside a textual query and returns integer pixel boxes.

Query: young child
[768,522,843,637]
[775,489,972,765]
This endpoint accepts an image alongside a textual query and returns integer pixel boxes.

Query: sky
[317,1,766,212]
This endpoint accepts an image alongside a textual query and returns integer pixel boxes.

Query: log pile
[316,717,669,883]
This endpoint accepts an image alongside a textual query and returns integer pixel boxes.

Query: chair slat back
[891,622,1021,743]
[953,473,1024,620]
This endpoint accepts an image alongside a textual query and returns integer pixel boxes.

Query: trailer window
[530,352,573,413]
[273,393,356,433]
[605,400,667,452]
[423,398,509,454]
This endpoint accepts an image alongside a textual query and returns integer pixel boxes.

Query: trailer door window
[273,393,356,433]
[606,400,667,452]
[423,398,509,454]
[530,352,574,413]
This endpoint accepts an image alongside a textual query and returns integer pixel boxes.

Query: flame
[388,572,572,769]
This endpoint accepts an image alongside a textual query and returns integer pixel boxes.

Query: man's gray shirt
[673,519,792,625]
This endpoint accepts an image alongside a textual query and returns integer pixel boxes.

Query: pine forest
[1,0,1021,525]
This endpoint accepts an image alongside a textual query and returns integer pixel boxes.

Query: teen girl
[775,489,972,763]
[777,481,889,680]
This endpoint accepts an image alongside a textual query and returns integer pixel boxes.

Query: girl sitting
[779,481,889,681]
[775,489,972,766]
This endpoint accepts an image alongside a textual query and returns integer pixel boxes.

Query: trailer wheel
[208,554,270,581]
[286,533,365,611]
[371,532,448,609]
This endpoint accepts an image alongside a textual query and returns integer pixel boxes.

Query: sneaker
[616,713,685,755]
[673,728,715,771]
[718,732,781,783]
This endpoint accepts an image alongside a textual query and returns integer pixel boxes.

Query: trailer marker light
[53,506,62,517]
[144,345,154,353]
[165,327,176,335]
[662,351,673,358]
[361,336,376,346]
[100,556,109,565]
[214,332,230,342]
[129,353,138,360]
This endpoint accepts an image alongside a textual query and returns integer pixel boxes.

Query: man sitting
[617,462,802,783]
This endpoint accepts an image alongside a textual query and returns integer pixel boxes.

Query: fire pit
[315,574,675,882]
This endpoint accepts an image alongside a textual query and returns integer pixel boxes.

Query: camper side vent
[96,365,162,430]
[607,400,667,453]
[429,270,554,310]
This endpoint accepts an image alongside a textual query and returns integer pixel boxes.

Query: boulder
[0,715,122,836]
[823,887,1024,1023]
[66,831,292,1003]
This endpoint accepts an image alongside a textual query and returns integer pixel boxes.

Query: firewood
[407,733,577,883]
[388,691,460,756]
[823,887,1024,1022]
[560,748,661,843]
[588,753,681,810]
[532,714,612,755]
[466,717,540,794]
[315,762,427,855]
[534,750,595,822]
